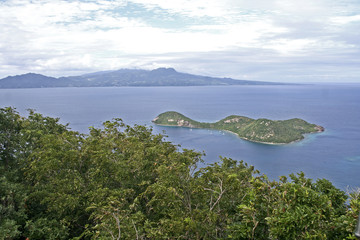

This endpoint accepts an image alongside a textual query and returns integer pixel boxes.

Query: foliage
[153,111,324,144]
[0,107,358,239]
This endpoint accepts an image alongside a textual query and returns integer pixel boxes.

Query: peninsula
[152,111,324,144]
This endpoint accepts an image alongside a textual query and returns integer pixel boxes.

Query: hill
[0,73,71,88]
[0,68,283,88]
[152,111,324,144]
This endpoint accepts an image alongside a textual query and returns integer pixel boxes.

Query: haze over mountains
[0,68,282,88]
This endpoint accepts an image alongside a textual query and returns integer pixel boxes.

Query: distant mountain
[0,73,71,88]
[0,68,283,88]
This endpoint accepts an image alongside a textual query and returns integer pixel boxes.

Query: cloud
[0,0,360,82]
[332,15,360,25]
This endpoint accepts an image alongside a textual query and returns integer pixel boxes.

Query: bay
[1,84,360,190]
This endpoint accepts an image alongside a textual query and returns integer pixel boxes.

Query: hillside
[0,73,70,88]
[0,68,283,88]
[152,111,324,144]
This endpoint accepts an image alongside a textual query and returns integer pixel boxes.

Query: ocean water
[1,84,360,190]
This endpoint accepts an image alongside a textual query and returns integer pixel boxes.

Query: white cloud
[129,0,228,17]
[0,0,360,82]
[263,39,317,55]
[331,15,360,25]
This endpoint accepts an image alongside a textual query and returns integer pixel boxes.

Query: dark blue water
[1,85,359,190]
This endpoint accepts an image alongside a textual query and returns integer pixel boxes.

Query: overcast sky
[1,0,360,82]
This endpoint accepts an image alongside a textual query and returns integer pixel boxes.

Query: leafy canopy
[0,107,358,239]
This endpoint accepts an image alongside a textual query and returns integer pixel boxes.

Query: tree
[0,108,27,239]
[1,107,359,239]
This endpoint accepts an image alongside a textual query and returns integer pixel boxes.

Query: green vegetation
[153,111,324,144]
[1,107,358,239]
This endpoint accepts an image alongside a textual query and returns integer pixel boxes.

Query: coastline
[153,111,325,146]
[154,123,304,145]
[210,129,302,145]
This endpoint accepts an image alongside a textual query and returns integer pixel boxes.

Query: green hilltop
[152,111,324,144]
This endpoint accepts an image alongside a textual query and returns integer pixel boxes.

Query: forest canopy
[0,107,359,239]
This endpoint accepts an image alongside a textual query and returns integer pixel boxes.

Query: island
[152,111,324,144]
[0,68,285,89]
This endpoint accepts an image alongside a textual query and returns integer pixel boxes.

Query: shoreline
[154,123,309,145]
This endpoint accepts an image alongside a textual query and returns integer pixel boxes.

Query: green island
[152,111,324,144]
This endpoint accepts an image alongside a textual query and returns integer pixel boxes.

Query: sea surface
[1,84,360,190]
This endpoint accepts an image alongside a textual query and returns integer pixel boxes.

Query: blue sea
[1,84,360,190]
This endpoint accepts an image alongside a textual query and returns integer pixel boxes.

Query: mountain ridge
[0,67,285,88]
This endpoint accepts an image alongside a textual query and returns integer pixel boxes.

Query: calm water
[1,85,360,190]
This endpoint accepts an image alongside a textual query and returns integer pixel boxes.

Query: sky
[1,0,360,83]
